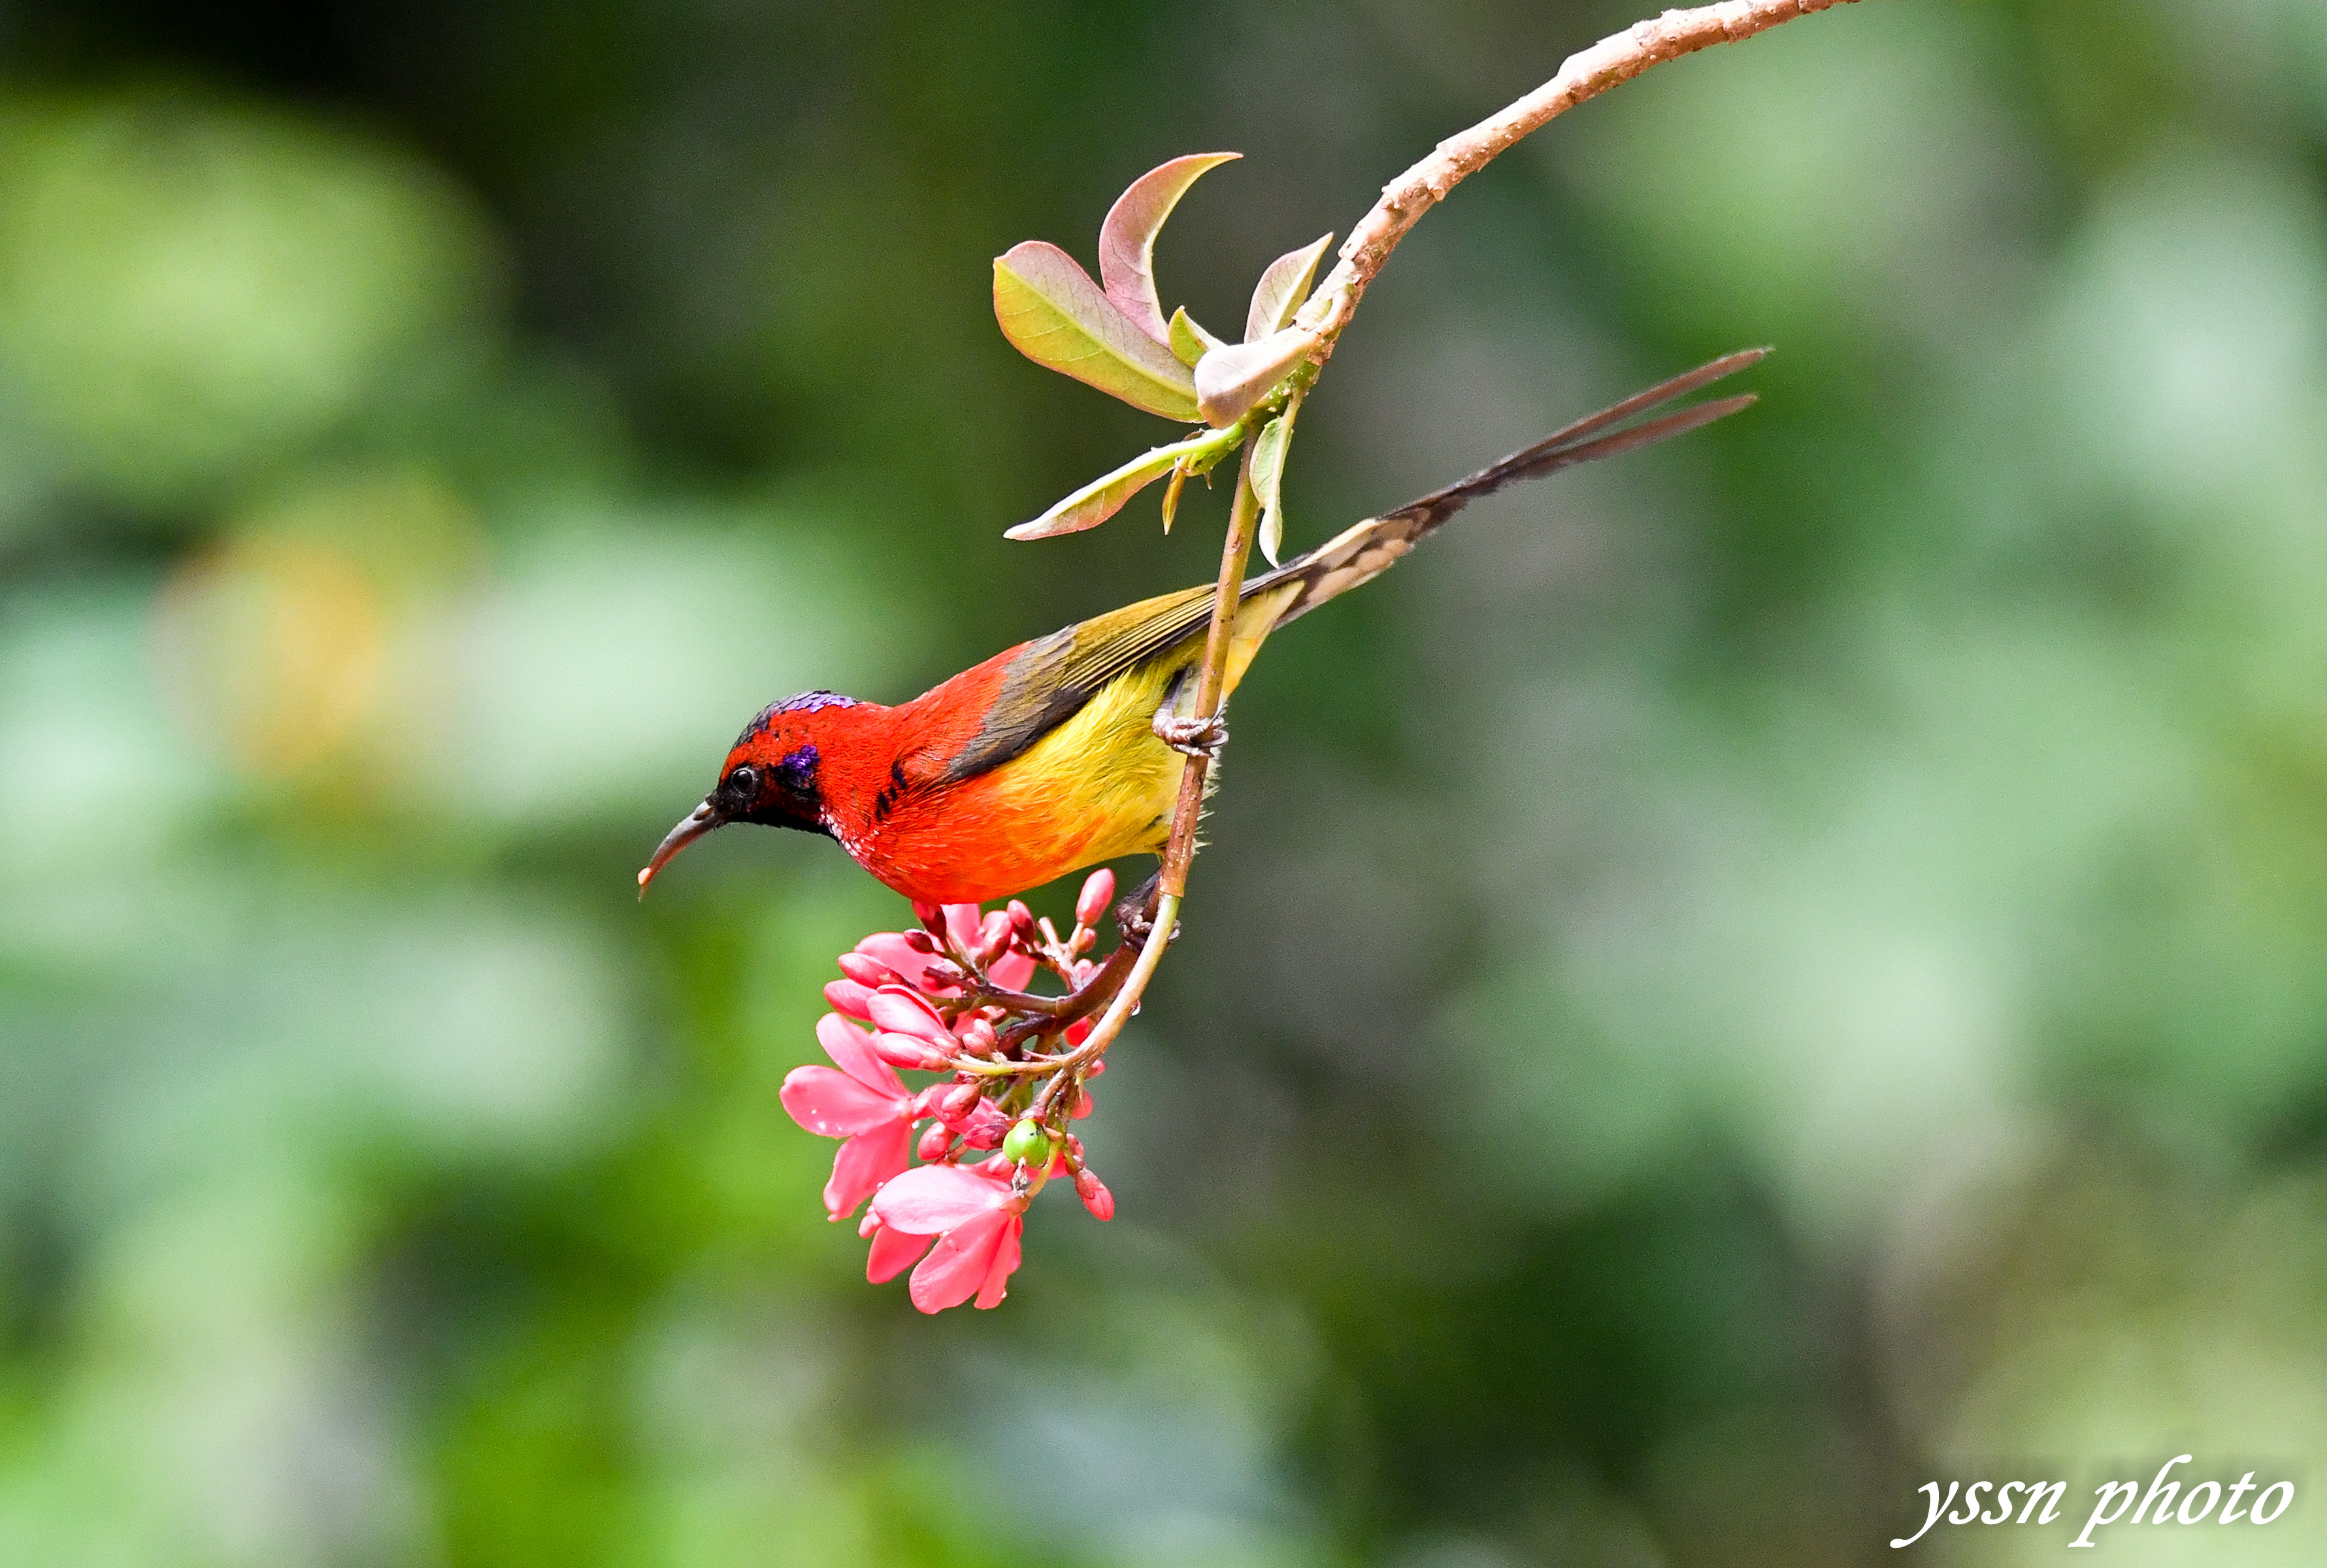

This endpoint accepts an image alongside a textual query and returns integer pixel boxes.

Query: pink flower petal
[780,1065,904,1137]
[823,979,873,1020]
[988,949,1037,991]
[866,985,951,1045]
[909,1207,1010,1313]
[942,904,984,954]
[817,1013,904,1096]
[824,1119,912,1220]
[974,1214,1024,1309]
[872,1164,1009,1234]
[866,1223,934,1282]
[856,932,959,995]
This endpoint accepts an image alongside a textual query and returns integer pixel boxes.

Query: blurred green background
[3,1,2325,1563]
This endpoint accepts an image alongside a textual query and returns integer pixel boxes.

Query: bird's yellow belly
[855,589,1289,904]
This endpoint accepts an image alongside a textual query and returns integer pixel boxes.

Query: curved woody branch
[1066,0,1864,1073]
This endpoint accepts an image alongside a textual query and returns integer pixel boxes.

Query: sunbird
[641,349,1763,905]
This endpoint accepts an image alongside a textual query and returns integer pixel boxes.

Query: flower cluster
[779,869,1130,1312]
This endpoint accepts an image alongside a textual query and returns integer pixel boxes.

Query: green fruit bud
[1002,1118,1051,1167]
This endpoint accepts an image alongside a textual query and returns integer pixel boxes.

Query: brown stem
[1159,441,1263,900]
[1293,0,1863,359]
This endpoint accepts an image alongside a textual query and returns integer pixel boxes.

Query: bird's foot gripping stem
[1152,706,1228,759]
[1111,870,1174,951]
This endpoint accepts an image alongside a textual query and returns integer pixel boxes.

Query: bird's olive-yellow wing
[936,583,1222,784]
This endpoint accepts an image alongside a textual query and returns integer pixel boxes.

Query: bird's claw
[1112,872,1174,951]
[1153,710,1229,758]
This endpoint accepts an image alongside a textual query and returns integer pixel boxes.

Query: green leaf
[1249,400,1300,566]
[1097,153,1239,344]
[1193,324,1317,427]
[993,241,1200,421]
[1005,425,1238,540]
[1168,305,1225,368]
[1244,233,1333,342]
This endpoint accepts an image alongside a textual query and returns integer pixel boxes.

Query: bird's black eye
[725,764,758,798]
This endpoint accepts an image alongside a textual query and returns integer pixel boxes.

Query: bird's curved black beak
[637,797,727,897]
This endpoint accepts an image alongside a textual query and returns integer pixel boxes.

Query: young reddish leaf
[993,242,1200,421]
[1098,152,1240,344]
[1249,408,1295,566]
[1193,324,1318,427]
[1168,305,1225,368]
[1244,233,1333,342]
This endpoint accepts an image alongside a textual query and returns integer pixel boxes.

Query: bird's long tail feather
[1257,346,1766,629]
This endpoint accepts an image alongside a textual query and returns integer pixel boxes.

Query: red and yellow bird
[640,349,1762,905]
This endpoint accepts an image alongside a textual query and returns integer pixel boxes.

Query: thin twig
[1055,0,1857,1088]
[1294,0,1864,357]
[1161,440,1264,900]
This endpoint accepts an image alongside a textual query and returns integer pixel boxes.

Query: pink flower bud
[1064,1017,1093,1047]
[957,1018,998,1056]
[823,979,874,1020]
[837,953,901,988]
[1008,900,1038,938]
[940,1080,983,1119]
[902,929,938,954]
[866,985,951,1045]
[911,900,943,931]
[870,1033,950,1070]
[916,1122,953,1161]
[1071,927,1096,955]
[1076,868,1115,928]
[1074,1168,1114,1220]
[859,1210,883,1239]
[1069,1084,1094,1120]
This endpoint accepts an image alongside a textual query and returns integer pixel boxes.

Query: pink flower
[780,1013,915,1221]
[857,906,1039,996]
[870,1164,1025,1312]
[855,932,962,996]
